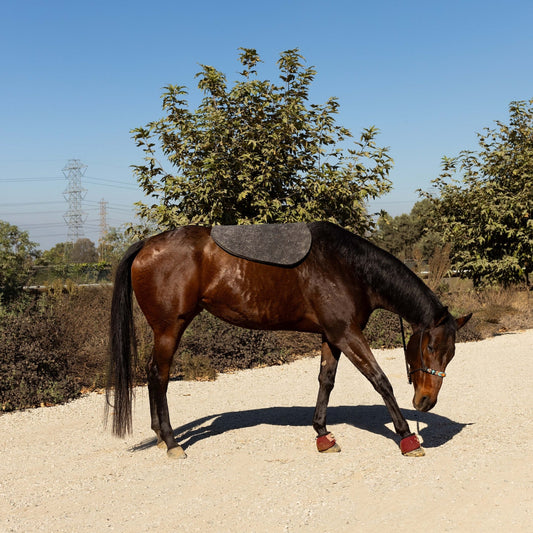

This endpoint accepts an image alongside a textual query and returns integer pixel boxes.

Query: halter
[400,317,446,384]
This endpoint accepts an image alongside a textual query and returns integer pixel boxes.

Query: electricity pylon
[62,159,87,242]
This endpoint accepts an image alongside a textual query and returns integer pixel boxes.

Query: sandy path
[1,330,532,532]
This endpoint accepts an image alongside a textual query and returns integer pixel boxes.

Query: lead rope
[400,316,422,451]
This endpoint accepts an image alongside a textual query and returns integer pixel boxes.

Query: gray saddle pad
[211,223,312,266]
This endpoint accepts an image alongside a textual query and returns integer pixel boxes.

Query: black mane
[309,221,445,327]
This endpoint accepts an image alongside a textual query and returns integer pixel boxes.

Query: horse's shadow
[130,404,471,453]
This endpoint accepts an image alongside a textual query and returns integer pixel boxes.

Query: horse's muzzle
[413,395,437,412]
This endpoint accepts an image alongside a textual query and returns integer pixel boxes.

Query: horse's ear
[456,313,473,330]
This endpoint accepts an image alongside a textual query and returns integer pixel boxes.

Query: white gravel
[1,330,532,532]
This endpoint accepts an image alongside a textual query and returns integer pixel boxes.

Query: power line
[0,210,66,216]
[0,201,65,206]
[0,177,63,182]
[1,205,134,215]
[85,176,138,190]
[0,175,138,190]
[18,223,68,228]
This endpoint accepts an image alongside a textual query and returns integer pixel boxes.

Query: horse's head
[405,309,472,412]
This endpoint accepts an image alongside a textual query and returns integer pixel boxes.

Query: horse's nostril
[414,395,435,412]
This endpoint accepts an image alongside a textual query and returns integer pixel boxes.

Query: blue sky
[1,0,532,250]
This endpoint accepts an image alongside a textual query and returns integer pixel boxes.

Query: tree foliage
[71,238,98,263]
[35,238,107,286]
[371,199,441,262]
[98,226,137,265]
[40,238,98,264]
[428,99,533,286]
[0,221,38,304]
[132,48,393,233]
[40,242,71,265]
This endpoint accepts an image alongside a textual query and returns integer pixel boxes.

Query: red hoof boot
[400,433,425,457]
[316,433,340,453]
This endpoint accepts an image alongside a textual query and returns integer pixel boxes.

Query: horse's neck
[370,271,442,328]
[350,244,442,327]
[311,222,443,328]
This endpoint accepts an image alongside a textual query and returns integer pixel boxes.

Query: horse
[107,221,471,458]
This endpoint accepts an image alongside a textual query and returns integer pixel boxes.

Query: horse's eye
[427,345,434,353]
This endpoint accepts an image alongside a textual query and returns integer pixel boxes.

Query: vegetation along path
[1,330,531,532]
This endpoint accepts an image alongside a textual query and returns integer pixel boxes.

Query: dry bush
[44,288,321,385]
[2,279,529,410]
[365,309,404,349]
[442,285,532,340]
[173,313,307,379]
[46,287,113,389]
[427,243,452,292]
[0,308,80,411]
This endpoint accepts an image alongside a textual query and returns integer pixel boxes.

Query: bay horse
[107,221,471,458]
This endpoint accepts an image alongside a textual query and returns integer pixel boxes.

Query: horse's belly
[203,303,319,332]
[199,268,320,332]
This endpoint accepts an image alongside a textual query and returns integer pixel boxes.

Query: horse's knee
[318,361,336,379]
[318,354,339,389]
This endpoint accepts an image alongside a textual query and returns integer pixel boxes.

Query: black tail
[106,239,145,437]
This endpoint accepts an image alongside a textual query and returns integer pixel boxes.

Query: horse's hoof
[316,433,341,453]
[167,446,187,459]
[320,442,342,453]
[156,439,166,449]
[403,446,425,457]
[400,434,425,457]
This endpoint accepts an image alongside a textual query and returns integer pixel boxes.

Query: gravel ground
[1,330,532,532]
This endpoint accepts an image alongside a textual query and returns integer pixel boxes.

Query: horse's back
[130,222,370,333]
[131,225,326,332]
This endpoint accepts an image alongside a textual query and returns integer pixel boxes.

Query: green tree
[132,48,393,233]
[429,99,533,286]
[372,199,441,261]
[0,221,38,304]
[40,239,98,264]
[70,238,98,263]
[40,242,72,264]
[98,226,136,265]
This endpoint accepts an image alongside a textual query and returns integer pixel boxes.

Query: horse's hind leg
[147,317,196,459]
[313,336,341,452]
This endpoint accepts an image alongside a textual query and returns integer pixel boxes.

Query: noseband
[399,318,446,385]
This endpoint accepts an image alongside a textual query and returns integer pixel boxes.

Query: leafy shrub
[2,281,528,410]
[0,310,80,411]
[365,309,404,349]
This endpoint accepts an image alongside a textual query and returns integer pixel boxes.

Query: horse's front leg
[313,336,341,452]
[335,329,424,457]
